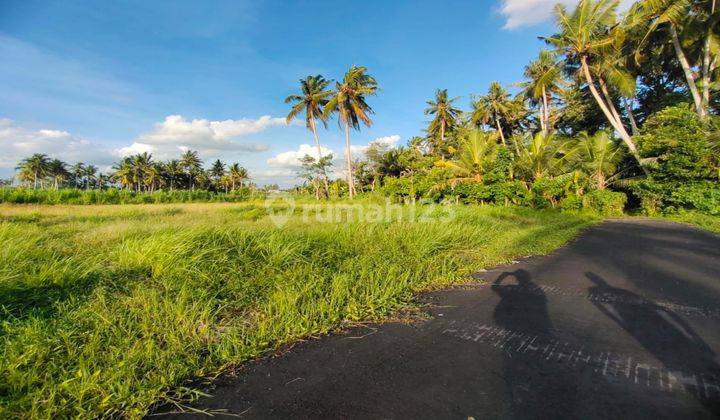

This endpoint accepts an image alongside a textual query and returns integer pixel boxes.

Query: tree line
[16,150,250,193]
[287,0,718,215]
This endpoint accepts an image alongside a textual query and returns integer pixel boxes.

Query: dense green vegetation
[287,0,718,216]
[0,203,596,417]
[0,187,261,205]
[7,0,718,216]
[0,0,717,417]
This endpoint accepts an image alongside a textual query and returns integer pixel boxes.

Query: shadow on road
[492,269,578,417]
[586,271,720,411]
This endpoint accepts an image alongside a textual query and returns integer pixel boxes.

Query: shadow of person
[491,270,577,417]
[492,269,551,335]
[586,272,720,410]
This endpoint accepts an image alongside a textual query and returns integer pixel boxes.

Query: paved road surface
[158,220,720,419]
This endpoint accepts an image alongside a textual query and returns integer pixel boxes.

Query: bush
[0,188,261,205]
[582,190,627,216]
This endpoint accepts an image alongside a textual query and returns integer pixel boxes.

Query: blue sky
[0,0,591,185]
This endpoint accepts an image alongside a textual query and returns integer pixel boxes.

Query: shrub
[0,188,262,205]
[582,190,627,216]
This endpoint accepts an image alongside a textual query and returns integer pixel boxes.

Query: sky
[0,0,632,186]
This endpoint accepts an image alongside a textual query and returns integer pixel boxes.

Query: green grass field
[0,201,599,418]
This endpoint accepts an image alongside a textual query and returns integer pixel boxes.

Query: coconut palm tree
[513,132,569,182]
[164,159,183,191]
[47,159,69,190]
[545,0,646,169]
[520,50,565,134]
[209,159,225,190]
[228,163,249,191]
[285,75,334,196]
[17,154,50,189]
[572,131,625,190]
[112,158,134,190]
[436,130,499,186]
[324,66,378,199]
[131,153,153,192]
[71,162,86,189]
[471,82,514,146]
[424,89,462,159]
[83,165,97,189]
[629,0,716,119]
[143,163,164,192]
[180,150,202,190]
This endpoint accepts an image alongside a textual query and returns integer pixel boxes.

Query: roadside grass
[0,202,597,418]
[659,211,720,233]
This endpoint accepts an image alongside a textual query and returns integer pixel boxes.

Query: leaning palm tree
[435,130,499,187]
[424,89,462,159]
[17,153,50,189]
[285,75,334,195]
[545,0,645,169]
[519,50,564,134]
[572,131,625,190]
[471,82,513,146]
[324,66,378,199]
[629,0,715,119]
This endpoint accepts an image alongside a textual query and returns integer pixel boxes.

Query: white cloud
[267,143,335,167]
[115,114,288,159]
[0,119,113,176]
[349,134,401,156]
[266,135,402,183]
[499,0,635,29]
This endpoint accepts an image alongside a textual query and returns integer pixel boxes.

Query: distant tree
[298,154,334,200]
[71,162,86,188]
[164,160,183,191]
[228,163,249,191]
[471,82,515,146]
[520,50,565,134]
[209,159,226,190]
[47,159,69,190]
[424,89,462,159]
[83,165,98,189]
[17,154,50,189]
[180,150,202,190]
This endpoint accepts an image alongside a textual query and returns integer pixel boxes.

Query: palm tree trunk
[623,98,639,135]
[34,170,38,189]
[344,122,355,198]
[598,77,632,139]
[495,118,506,146]
[541,86,549,134]
[701,1,714,114]
[310,117,330,198]
[580,56,645,172]
[440,118,446,160]
[670,24,706,118]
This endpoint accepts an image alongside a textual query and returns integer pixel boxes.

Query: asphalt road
[156,220,720,419]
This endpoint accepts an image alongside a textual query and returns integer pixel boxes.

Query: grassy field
[0,201,598,418]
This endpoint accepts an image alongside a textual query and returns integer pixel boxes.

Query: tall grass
[0,202,597,418]
[0,187,260,205]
